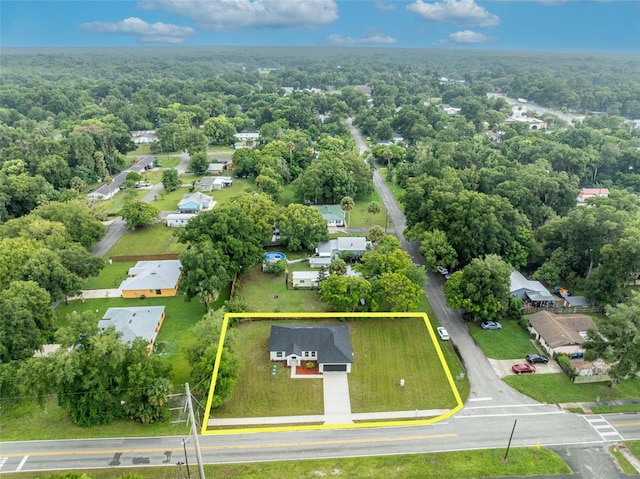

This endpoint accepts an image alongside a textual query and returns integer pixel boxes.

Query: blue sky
[2,0,639,52]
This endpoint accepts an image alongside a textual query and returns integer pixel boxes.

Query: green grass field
[627,441,640,465]
[468,320,536,360]
[503,373,640,404]
[347,190,388,229]
[235,263,332,313]
[81,261,135,289]
[0,447,570,479]
[107,223,185,256]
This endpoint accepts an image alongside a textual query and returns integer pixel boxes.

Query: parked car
[437,327,450,341]
[512,363,536,374]
[569,351,584,359]
[135,181,151,188]
[480,320,502,330]
[144,164,153,170]
[436,265,449,275]
[526,353,549,364]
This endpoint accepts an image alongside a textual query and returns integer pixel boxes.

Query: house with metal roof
[99,306,166,354]
[120,260,182,298]
[269,325,354,373]
[510,270,557,307]
[310,237,368,267]
[177,192,215,213]
[166,213,197,227]
[312,204,345,227]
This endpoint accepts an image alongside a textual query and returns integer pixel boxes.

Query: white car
[436,265,449,275]
[437,327,450,341]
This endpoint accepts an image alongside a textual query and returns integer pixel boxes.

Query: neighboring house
[291,271,321,289]
[392,133,404,144]
[178,192,215,213]
[269,325,354,373]
[505,115,547,130]
[312,205,345,227]
[166,213,197,227]
[130,130,158,144]
[98,306,166,354]
[510,270,557,308]
[311,237,368,267]
[120,260,182,298]
[234,131,260,141]
[527,310,597,357]
[195,176,233,191]
[354,84,372,96]
[206,163,225,175]
[577,188,610,203]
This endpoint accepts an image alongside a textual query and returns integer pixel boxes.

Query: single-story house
[269,325,354,373]
[166,213,197,227]
[206,163,225,175]
[310,237,368,267]
[291,271,321,289]
[510,270,557,308]
[130,130,158,144]
[234,131,260,141]
[99,306,166,354]
[177,192,215,213]
[577,188,609,203]
[120,260,182,298]
[312,205,345,227]
[195,176,233,191]
[528,311,597,357]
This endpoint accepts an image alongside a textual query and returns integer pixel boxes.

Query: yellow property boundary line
[201,312,463,435]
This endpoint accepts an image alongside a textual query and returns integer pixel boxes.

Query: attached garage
[322,364,348,372]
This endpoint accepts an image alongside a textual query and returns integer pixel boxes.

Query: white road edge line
[455,411,567,418]
[16,455,28,472]
[464,403,551,410]
[0,457,7,471]
[467,397,493,402]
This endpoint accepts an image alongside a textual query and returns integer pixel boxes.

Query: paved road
[90,152,191,257]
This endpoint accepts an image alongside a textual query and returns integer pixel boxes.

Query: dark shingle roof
[269,325,353,364]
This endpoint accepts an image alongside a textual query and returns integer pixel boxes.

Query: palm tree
[286,142,295,169]
[367,201,381,227]
[340,196,355,230]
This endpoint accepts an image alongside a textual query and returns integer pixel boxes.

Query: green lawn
[153,154,181,168]
[348,190,388,229]
[0,447,570,479]
[349,317,459,412]
[104,189,148,216]
[235,263,331,313]
[627,441,640,465]
[150,187,187,211]
[107,223,185,257]
[503,373,640,404]
[81,261,135,289]
[468,320,536,360]
[592,404,640,414]
[213,318,458,419]
[610,445,638,475]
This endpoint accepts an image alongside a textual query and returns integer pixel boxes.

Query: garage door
[323,364,347,372]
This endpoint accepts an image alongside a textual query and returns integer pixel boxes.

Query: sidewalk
[558,398,640,413]
[69,289,122,300]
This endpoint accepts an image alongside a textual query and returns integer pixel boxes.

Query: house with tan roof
[527,311,597,357]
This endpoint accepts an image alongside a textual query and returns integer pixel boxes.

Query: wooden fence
[110,253,180,262]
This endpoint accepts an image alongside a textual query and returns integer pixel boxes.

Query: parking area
[488,358,562,377]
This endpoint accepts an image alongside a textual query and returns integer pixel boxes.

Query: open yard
[212,317,458,418]
[503,373,640,404]
[468,320,536,360]
[235,263,332,313]
[81,260,135,289]
[107,223,185,256]
[347,190,388,229]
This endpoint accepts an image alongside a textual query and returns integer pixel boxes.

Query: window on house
[155,289,162,294]
[311,351,317,358]
[276,352,284,358]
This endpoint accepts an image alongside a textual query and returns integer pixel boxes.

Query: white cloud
[137,0,338,31]
[79,17,194,43]
[448,29,496,43]
[407,0,500,27]
[327,29,397,45]
[374,1,396,11]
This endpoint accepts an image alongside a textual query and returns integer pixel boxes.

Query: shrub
[557,353,577,379]
[264,258,287,274]
[306,361,315,369]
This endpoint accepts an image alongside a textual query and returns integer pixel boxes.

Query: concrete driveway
[322,372,352,424]
[489,358,562,378]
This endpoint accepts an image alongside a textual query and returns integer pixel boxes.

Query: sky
[1,0,639,52]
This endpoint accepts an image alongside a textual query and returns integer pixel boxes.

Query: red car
[512,363,536,374]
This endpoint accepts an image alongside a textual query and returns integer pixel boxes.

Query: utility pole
[185,383,205,479]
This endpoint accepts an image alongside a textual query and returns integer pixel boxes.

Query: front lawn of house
[212,317,459,419]
[468,320,535,360]
[503,373,640,404]
[81,260,135,289]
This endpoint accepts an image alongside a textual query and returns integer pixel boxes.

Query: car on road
[480,320,502,330]
[437,327,450,341]
[512,363,536,374]
[526,353,549,364]
[436,265,449,275]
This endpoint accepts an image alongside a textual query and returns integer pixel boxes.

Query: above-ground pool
[264,251,286,263]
